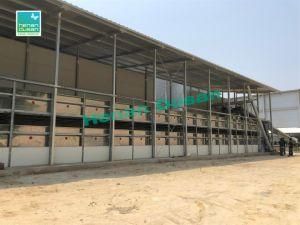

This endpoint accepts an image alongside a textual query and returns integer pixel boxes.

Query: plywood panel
[0,37,25,79]
[117,69,145,99]
[78,58,112,98]
[28,45,55,84]
[58,53,76,89]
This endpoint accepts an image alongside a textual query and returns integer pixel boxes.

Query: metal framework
[0,0,277,167]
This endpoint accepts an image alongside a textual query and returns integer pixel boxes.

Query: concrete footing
[0,152,270,177]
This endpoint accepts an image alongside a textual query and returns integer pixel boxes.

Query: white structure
[258,89,300,139]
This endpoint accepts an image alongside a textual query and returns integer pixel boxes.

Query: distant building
[258,89,300,141]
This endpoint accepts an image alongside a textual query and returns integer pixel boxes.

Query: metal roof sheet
[0,0,277,92]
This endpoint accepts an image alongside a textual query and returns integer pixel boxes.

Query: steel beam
[109,34,117,161]
[23,37,30,82]
[152,49,157,158]
[208,69,212,155]
[243,84,248,153]
[61,33,114,51]
[90,48,149,61]
[227,77,232,153]
[168,78,172,157]
[49,12,62,165]
[81,94,86,163]
[119,58,188,69]
[8,81,16,167]
[145,67,148,101]
[75,47,79,95]
[256,89,259,112]
[183,61,188,156]
[256,89,261,149]
[269,92,274,148]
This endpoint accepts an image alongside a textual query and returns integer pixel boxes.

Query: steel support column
[23,37,30,84]
[81,94,86,163]
[183,61,188,156]
[168,78,172,157]
[8,81,16,167]
[49,12,62,165]
[256,89,259,112]
[269,92,274,148]
[109,34,117,161]
[243,84,248,153]
[234,92,237,106]
[256,89,261,150]
[145,67,148,101]
[208,69,212,155]
[151,49,157,158]
[75,47,79,95]
[227,77,232,153]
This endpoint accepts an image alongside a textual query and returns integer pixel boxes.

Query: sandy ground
[0,154,300,225]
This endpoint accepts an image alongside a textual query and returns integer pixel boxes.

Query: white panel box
[11,147,49,167]
[212,145,220,155]
[170,145,184,157]
[187,145,197,157]
[238,145,246,153]
[252,145,259,152]
[198,145,209,156]
[156,145,169,158]
[220,145,229,155]
[246,145,253,153]
[54,147,82,164]
[0,148,9,167]
[231,145,238,154]
[113,146,132,160]
[83,146,109,163]
[133,146,152,159]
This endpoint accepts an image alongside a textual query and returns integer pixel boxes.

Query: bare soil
[0,154,299,225]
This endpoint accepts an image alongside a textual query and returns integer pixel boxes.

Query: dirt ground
[0,154,299,225]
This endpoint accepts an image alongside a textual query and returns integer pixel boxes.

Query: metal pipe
[75,47,79,95]
[152,49,157,158]
[131,100,135,160]
[227,77,232,153]
[256,89,259,112]
[0,74,114,97]
[256,89,261,149]
[23,37,30,89]
[168,78,172,157]
[208,69,212,155]
[81,94,86,163]
[183,61,188,156]
[269,92,274,148]
[144,67,148,101]
[109,34,117,161]
[243,84,248,153]
[8,81,16,167]
[49,12,62,165]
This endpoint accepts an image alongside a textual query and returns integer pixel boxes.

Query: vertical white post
[49,12,62,165]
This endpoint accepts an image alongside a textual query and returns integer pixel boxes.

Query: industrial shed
[0,0,277,167]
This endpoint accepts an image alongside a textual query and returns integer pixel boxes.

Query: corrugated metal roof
[0,0,277,92]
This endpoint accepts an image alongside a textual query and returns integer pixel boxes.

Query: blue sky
[65,0,300,91]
